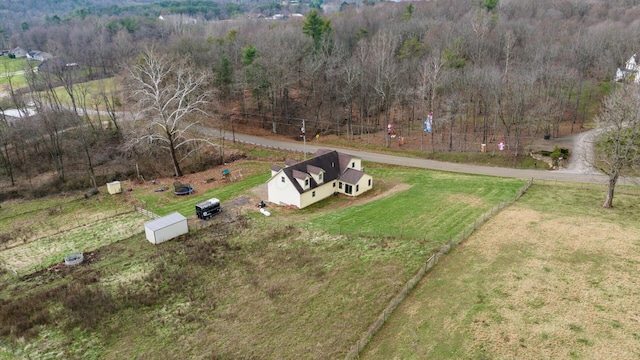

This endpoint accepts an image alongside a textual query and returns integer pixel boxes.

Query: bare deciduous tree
[125,46,214,177]
[0,108,15,186]
[594,86,640,208]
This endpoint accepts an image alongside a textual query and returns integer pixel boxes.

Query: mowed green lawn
[0,57,30,89]
[306,166,526,270]
[0,57,30,73]
[362,183,640,359]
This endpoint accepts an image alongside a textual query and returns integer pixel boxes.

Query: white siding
[267,171,301,208]
[309,171,324,184]
[349,158,362,170]
[354,174,373,195]
[299,181,337,208]
[295,176,310,190]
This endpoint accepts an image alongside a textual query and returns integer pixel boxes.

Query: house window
[339,182,343,189]
[312,191,316,197]
[368,179,371,186]
[305,179,309,186]
[352,162,355,168]
[345,184,353,194]
[331,162,335,167]
[281,176,285,183]
[333,182,336,187]
[356,185,359,192]
[319,173,323,181]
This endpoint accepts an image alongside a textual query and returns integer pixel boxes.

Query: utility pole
[301,119,307,160]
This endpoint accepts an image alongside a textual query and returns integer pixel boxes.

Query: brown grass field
[362,183,640,359]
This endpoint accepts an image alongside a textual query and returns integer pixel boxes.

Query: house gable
[270,164,283,177]
[307,164,325,184]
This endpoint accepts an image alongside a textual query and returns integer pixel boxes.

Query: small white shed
[144,212,188,245]
[106,181,122,194]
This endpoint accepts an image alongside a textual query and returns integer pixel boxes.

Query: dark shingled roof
[274,149,365,194]
[338,152,354,173]
[270,164,283,172]
[340,168,365,185]
[307,164,323,174]
[284,159,298,167]
[292,169,309,180]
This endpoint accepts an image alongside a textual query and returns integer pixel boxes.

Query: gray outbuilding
[144,212,188,244]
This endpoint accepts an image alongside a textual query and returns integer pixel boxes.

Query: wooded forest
[2,0,640,198]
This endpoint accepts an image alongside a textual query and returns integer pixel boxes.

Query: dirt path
[554,129,601,175]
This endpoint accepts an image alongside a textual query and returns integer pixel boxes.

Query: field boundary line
[345,178,534,359]
[135,206,160,219]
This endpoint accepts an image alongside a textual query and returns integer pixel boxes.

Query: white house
[614,54,640,83]
[267,149,373,209]
[8,47,27,58]
[26,51,53,62]
[144,212,188,244]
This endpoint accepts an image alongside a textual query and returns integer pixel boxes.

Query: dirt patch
[344,183,412,208]
[125,161,249,193]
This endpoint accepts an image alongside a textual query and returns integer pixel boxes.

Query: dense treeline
[2,0,640,197]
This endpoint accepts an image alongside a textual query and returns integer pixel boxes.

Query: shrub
[62,283,119,329]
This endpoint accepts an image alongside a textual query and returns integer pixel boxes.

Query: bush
[62,283,118,329]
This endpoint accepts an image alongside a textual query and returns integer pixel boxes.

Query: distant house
[8,47,27,58]
[614,54,640,83]
[26,51,53,62]
[37,58,80,74]
[158,14,197,25]
[267,149,373,209]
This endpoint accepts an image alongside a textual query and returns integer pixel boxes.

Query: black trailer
[195,198,222,220]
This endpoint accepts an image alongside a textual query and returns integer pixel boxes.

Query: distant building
[8,47,27,58]
[26,51,53,62]
[614,54,640,84]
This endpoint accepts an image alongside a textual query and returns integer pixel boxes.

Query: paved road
[194,126,622,185]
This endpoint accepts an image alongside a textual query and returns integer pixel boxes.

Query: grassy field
[0,191,147,275]
[0,57,30,74]
[0,57,30,89]
[0,164,527,359]
[43,77,121,111]
[362,182,640,359]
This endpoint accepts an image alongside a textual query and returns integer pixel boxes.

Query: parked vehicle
[195,198,222,220]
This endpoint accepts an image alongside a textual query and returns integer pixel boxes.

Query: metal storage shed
[144,212,188,245]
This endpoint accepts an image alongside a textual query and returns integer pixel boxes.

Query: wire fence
[135,206,160,219]
[344,178,533,359]
[1,207,140,253]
